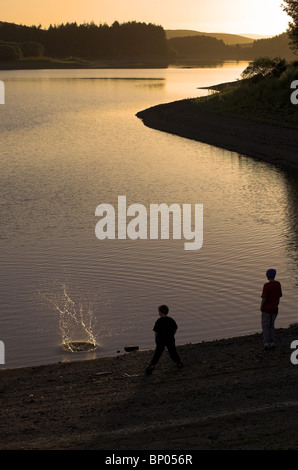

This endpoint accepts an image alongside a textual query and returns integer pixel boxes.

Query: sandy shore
[1,324,298,450]
[136,99,298,171]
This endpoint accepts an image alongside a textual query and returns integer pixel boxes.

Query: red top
[261,281,282,314]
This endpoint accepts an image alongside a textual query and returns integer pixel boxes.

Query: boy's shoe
[145,365,155,376]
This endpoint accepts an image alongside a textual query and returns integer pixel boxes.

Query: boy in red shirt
[260,269,282,349]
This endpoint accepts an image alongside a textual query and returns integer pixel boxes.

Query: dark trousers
[150,339,181,366]
[262,312,278,344]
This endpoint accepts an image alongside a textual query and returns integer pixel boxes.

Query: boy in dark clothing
[145,305,183,375]
[260,268,282,349]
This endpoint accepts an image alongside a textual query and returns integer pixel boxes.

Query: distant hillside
[240,34,274,40]
[168,35,227,59]
[166,29,255,45]
[168,32,296,61]
[251,33,296,60]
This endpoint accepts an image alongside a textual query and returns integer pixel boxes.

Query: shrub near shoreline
[194,58,298,129]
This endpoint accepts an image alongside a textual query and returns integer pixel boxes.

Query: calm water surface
[1,62,298,368]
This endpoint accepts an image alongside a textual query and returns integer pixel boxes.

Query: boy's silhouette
[260,268,282,349]
[145,305,183,375]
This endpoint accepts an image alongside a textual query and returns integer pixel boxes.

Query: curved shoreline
[136,99,298,171]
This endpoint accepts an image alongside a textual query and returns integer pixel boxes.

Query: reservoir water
[1,62,298,369]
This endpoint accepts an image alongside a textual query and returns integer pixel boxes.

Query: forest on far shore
[0,20,296,63]
[0,21,170,61]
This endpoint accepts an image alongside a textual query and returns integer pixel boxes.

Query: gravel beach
[1,324,298,450]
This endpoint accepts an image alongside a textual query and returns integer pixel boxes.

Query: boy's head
[266,269,276,281]
[158,305,169,316]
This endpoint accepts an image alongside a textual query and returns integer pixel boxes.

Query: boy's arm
[260,297,266,312]
[260,284,268,312]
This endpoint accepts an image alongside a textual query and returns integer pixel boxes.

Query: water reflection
[170,59,247,68]
[1,65,298,368]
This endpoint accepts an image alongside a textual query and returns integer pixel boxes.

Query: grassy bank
[196,64,298,128]
[137,61,298,170]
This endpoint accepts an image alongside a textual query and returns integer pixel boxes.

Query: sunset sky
[1,0,290,36]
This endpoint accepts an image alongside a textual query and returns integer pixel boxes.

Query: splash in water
[41,283,101,353]
[57,285,97,352]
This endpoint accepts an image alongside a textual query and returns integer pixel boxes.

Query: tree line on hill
[0,21,169,61]
[0,20,296,62]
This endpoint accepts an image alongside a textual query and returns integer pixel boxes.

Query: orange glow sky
[1,0,290,36]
